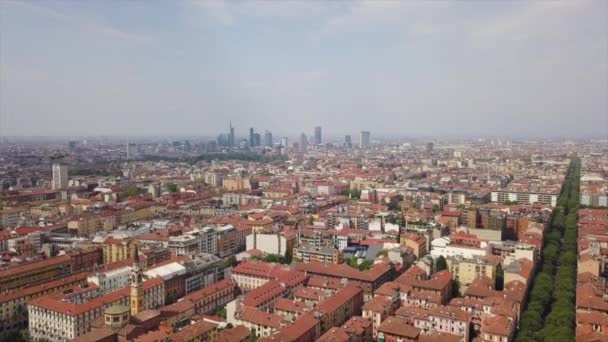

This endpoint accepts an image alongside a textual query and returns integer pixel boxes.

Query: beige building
[102,238,138,264]
[293,243,343,264]
[28,277,164,341]
[223,177,251,191]
[578,254,601,277]
[447,256,498,291]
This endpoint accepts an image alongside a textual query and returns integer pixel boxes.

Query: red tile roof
[377,316,421,339]
[237,306,282,329]
[242,280,286,307]
[0,255,71,278]
[294,261,392,283]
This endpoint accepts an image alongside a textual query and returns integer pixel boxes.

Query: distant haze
[1,0,607,137]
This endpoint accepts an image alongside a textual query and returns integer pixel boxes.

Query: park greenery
[120,184,144,198]
[165,182,178,193]
[516,158,580,341]
[251,253,291,264]
[347,256,374,271]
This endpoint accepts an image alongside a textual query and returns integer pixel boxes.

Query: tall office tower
[229,121,235,147]
[344,135,352,148]
[253,133,261,147]
[359,131,371,149]
[249,128,255,147]
[300,133,308,152]
[280,137,288,155]
[264,131,273,147]
[314,126,322,145]
[127,143,137,160]
[426,142,434,152]
[52,163,68,190]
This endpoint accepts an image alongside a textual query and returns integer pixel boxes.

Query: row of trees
[542,158,580,340]
[251,253,291,264]
[516,158,580,341]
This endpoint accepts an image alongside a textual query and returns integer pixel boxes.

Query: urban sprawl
[0,128,607,342]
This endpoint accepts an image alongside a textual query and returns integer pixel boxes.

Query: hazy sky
[1,0,607,138]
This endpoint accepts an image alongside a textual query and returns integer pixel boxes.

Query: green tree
[495,264,504,291]
[349,189,361,199]
[436,256,447,271]
[216,307,227,319]
[451,279,460,298]
[165,182,179,193]
[120,184,142,198]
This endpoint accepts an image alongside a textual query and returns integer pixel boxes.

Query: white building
[430,237,489,259]
[246,232,291,256]
[490,190,558,207]
[88,266,132,294]
[144,262,187,281]
[52,164,68,190]
[28,278,164,342]
[168,234,199,256]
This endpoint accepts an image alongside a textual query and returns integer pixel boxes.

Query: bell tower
[130,245,144,315]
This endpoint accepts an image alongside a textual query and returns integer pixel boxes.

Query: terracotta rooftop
[214,326,251,342]
[274,298,308,314]
[171,319,217,342]
[29,277,164,316]
[294,261,392,283]
[242,280,286,307]
[377,316,421,339]
[237,306,283,329]
[0,255,71,278]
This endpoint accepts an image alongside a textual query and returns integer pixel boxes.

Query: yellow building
[68,215,102,236]
[349,179,384,191]
[30,204,60,218]
[120,203,152,224]
[446,256,498,291]
[223,177,251,191]
[103,238,138,264]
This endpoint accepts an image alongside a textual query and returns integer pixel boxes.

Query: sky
[1,0,607,138]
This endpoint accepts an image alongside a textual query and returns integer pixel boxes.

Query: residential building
[294,243,343,264]
[52,163,68,190]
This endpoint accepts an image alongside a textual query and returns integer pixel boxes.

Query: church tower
[130,245,144,315]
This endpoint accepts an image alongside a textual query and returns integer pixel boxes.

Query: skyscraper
[426,142,434,152]
[280,137,288,155]
[249,128,255,147]
[52,163,68,190]
[229,121,235,147]
[127,142,137,160]
[300,133,308,152]
[344,135,352,148]
[264,131,273,147]
[359,131,371,149]
[314,126,322,145]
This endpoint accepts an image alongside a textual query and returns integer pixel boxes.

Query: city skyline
[0,0,606,137]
